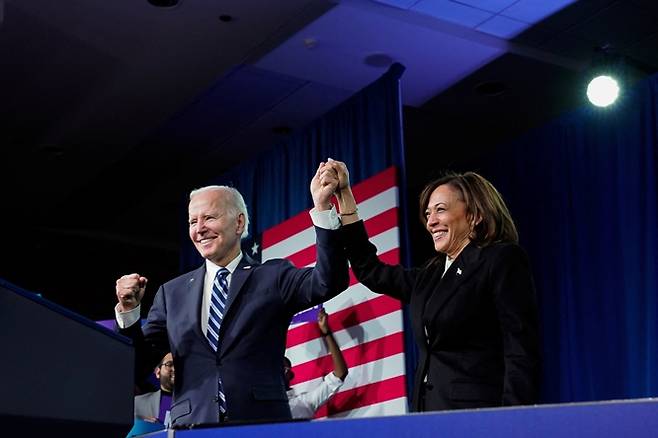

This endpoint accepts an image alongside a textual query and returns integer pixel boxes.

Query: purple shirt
[158,391,172,423]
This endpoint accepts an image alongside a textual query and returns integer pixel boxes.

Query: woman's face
[424,184,472,259]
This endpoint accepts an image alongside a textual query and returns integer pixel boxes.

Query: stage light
[584,46,625,108]
[586,75,620,107]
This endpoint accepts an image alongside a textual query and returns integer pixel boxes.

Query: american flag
[261,167,408,418]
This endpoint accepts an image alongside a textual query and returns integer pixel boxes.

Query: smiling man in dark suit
[114,163,349,426]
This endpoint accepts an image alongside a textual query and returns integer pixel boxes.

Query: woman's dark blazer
[342,220,540,411]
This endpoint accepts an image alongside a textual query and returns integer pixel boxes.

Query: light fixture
[586,75,619,107]
[303,38,318,49]
[364,53,394,68]
[585,45,624,108]
[148,0,179,7]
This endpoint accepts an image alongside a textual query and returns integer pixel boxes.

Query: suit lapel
[151,390,162,418]
[218,255,258,340]
[185,265,207,345]
[223,256,257,317]
[411,256,445,336]
[423,242,484,323]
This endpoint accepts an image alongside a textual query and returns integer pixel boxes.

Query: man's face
[156,353,175,392]
[188,189,244,266]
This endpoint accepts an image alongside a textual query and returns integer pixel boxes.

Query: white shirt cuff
[310,206,341,230]
[325,371,346,387]
[115,304,141,329]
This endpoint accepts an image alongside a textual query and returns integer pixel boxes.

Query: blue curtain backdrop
[477,74,658,403]
[181,63,407,269]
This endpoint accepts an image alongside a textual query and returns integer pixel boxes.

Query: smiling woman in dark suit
[325,159,540,412]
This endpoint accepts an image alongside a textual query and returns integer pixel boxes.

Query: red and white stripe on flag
[261,166,408,418]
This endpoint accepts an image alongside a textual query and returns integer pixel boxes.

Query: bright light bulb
[586,75,620,107]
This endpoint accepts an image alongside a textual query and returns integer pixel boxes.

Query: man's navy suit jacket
[120,226,348,426]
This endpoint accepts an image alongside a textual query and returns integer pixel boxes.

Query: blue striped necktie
[207,267,229,416]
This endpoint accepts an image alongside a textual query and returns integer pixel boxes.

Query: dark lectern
[0,279,135,437]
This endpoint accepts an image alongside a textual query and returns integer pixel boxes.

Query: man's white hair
[189,185,250,239]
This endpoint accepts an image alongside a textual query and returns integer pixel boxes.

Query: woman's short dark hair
[418,171,518,246]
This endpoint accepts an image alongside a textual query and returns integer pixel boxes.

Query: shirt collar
[205,252,243,278]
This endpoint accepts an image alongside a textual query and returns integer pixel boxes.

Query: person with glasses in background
[134,352,175,426]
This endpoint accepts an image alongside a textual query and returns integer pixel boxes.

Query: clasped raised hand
[310,159,340,210]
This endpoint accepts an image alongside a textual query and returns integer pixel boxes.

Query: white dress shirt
[199,253,242,336]
[287,372,344,419]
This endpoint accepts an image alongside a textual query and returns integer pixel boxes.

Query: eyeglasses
[159,361,174,369]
